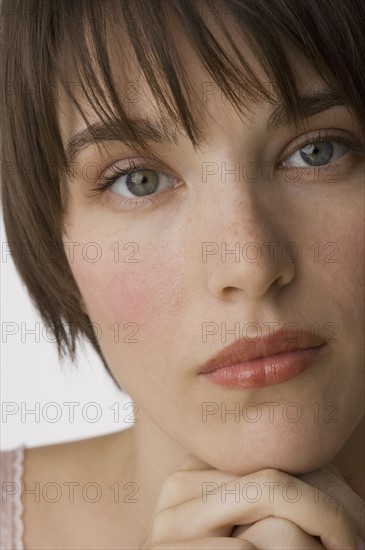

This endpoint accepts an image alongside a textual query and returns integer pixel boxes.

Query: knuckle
[160,471,183,498]
[157,470,195,514]
[152,506,175,539]
[244,517,308,544]
[329,499,356,537]
[170,469,190,483]
[256,467,285,484]
[332,499,347,523]
[161,470,186,491]
[267,516,302,534]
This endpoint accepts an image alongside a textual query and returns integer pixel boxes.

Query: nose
[199,181,296,301]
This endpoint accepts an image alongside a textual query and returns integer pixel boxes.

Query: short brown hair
[1,0,364,383]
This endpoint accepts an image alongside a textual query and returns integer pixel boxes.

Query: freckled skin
[61,24,364,480]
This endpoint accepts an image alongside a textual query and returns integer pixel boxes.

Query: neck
[129,407,189,490]
[331,416,364,475]
[108,408,188,544]
[331,416,364,497]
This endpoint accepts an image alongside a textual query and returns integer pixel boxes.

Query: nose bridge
[201,158,249,188]
[194,167,296,299]
[201,185,277,264]
[202,159,277,241]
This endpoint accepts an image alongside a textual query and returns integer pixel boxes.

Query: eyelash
[87,130,363,210]
[278,129,361,165]
[88,162,181,210]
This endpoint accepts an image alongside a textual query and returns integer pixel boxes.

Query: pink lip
[198,329,328,388]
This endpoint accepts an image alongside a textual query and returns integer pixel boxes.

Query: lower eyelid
[283,144,347,166]
[106,180,183,210]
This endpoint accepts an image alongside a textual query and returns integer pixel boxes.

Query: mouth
[198,328,328,388]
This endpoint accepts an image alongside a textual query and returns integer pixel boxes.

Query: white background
[0,215,132,451]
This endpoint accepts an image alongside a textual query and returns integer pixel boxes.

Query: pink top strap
[0,445,25,550]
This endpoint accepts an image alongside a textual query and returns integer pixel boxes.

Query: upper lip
[198,328,326,375]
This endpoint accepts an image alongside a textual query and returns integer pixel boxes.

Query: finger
[150,537,257,549]
[178,453,214,471]
[166,457,364,538]
[156,469,239,511]
[233,517,324,549]
[154,469,357,550]
[298,467,365,539]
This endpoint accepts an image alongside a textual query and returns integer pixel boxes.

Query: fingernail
[357,535,365,550]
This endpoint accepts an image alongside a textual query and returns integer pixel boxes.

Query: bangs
[43,0,365,172]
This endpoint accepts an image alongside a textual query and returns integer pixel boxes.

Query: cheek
[303,198,364,305]
[324,219,364,306]
[69,242,188,341]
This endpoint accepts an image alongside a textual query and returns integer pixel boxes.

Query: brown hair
[1,0,364,385]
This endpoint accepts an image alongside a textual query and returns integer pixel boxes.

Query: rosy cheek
[72,263,149,324]
[104,271,160,330]
[70,247,187,339]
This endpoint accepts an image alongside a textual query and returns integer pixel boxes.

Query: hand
[232,464,364,549]
[299,464,364,540]
[140,455,359,549]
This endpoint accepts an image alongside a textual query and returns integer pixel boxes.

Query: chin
[194,425,343,478]
[206,447,337,478]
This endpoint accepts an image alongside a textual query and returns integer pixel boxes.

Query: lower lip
[200,345,327,388]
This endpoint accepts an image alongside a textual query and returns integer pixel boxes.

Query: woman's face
[59,22,364,476]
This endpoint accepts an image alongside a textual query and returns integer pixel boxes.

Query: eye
[280,130,362,169]
[86,159,184,210]
[284,140,348,168]
[99,163,178,198]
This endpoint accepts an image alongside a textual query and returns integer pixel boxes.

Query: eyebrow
[65,118,176,165]
[65,91,347,164]
[267,90,346,130]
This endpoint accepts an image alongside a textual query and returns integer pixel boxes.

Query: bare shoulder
[23,428,132,480]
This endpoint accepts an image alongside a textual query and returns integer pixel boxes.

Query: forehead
[56,3,326,152]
